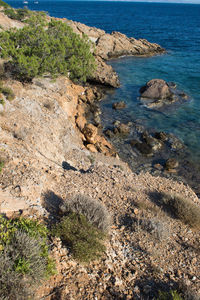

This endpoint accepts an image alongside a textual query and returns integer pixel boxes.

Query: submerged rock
[165,158,179,171]
[112,101,126,110]
[139,79,189,109]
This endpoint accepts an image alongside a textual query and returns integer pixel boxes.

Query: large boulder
[140,79,172,100]
[139,79,189,109]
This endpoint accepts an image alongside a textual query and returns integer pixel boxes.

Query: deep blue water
[7,1,200,162]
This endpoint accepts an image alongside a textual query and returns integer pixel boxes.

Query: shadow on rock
[42,190,64,223]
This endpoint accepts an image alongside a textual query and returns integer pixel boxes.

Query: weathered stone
[112,101,126,110]
[82,123,98,144]
[86,144,98,153]
[140,79,172,100]
[76,115,87,131]
[165,158,179,170]
[139,79,189,109]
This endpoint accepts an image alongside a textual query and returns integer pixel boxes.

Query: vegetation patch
[0,99,5,105]
[0,216,56,299]
[161,193,200,229]
[0,17,96,82]
[0,161,4,172]
[0,82,15,100]
[60,194,111,232]
[156,290,183,300]
[0,0,10,8]
[53,212,106,263]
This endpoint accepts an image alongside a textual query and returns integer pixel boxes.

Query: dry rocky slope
[0,11,199,300]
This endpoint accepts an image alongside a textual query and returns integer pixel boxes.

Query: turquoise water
[7,1,200,162]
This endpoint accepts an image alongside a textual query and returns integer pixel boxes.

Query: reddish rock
[82,123,98,144]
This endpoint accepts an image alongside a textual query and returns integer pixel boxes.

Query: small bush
[161,193,200,229]
[0,86,15,100]
[60,194,111,232]
[0,216,56,299]
[53,212,106,263]
[4,7,42,22]
[0,82,15,100]
[0,161,4,172]
[156,290,182,300]
[0,99,5,105]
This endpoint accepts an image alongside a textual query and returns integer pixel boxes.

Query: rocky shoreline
[0,8,200,300]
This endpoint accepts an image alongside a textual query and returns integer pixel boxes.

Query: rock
[139,79,189,109]
[140,79,172,100]
[142,132,163,152]
[165,158,179,170]
[76,115,87,131]
[104,129,114,138]
[86,144,98,153]
[112,122,130,135]
[135,142,153,156]
[130,139,138,147]
[154,131,168,142]
[95,136,116,156]
[90,56,120,88]
[112,101,126,110]
[82,123,98,144]
[66,20,164,87]
[94,115,101,127]
[117,123,130,135]
[154,163,163,170]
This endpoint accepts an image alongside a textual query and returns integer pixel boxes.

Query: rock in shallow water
[139,79,189,109]
[112,101,126,110]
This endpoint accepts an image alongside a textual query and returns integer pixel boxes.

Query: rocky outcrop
[68,20,165,60]
[140,79,189,108]
[66,20,165,87]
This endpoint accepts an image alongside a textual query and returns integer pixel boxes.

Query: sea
[6,0,200,191]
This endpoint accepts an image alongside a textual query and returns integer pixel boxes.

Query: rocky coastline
[0,8,200,300]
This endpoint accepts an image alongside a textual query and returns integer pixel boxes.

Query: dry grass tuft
[161,193,200,229]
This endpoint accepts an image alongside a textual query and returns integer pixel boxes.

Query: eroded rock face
[139,79,189,108]
[91,56,120,88]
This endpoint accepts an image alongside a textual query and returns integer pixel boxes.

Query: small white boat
[34,1,39,3]
[23,1,28,3]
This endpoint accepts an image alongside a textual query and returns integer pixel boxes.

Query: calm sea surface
[7,1,200,163]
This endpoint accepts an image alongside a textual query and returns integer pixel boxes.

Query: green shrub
[0,86,15,100]
[161,193,200,229]
[0,161,4,172]
[60,194,111,232]
[4,7,44,22]
[53,212,106,263]
[0,99,5,105]
[0,0,10,8]
[156,290,183,300]
[0,216,56,299]
[0,18,96,82]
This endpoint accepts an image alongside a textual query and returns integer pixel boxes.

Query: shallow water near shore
[7,1,200,190]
